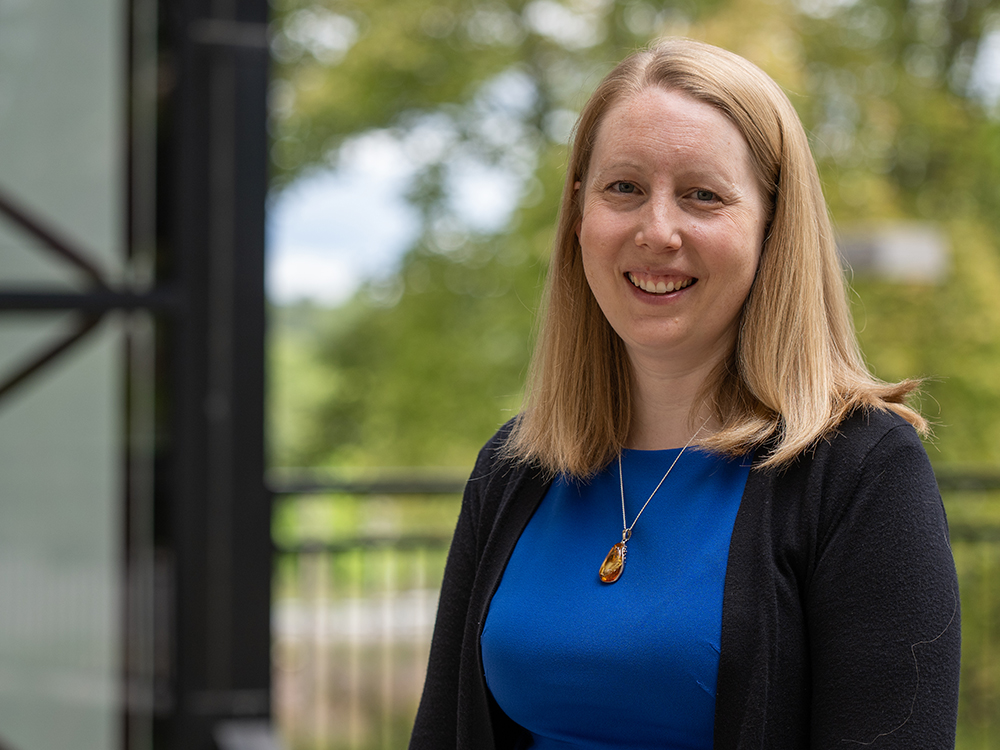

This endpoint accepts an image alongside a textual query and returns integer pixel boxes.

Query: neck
[626,355,723,450]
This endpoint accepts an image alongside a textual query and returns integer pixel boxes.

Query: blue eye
[694,189,717,201]
[612,181,636,194]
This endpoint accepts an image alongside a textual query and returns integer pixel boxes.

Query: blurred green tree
[267,0,1000,469]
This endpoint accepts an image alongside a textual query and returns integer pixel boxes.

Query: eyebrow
[588,160,742,191]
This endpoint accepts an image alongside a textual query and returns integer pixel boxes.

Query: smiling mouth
[626,272,696,295]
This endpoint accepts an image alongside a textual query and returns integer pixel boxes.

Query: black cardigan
[410,409,960,749]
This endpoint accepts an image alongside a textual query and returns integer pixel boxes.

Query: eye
[693,189,718,202]
[610,181,637,194]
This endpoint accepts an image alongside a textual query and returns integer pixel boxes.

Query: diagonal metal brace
[0,314,103,402]
[0,184,109,288]
[0,183,122,404]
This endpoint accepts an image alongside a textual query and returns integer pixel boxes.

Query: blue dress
[481,448,751,749]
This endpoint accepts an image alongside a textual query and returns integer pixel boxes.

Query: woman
[410,38,960,749]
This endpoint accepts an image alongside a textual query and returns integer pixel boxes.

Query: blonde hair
[506,37,924,477]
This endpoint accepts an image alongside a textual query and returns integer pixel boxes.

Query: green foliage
[268,301,349,467]
[272,493,461,548]
[268,0,1000,473]
[308,239,545,467]
[849,216,1000,465]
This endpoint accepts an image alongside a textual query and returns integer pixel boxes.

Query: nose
[634,198,682,251]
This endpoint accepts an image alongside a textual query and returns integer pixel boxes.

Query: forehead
[588,87,752,172]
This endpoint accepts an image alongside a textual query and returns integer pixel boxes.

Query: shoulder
[743,407,940,552]
[462,417,549,522]
[467,417,520,488]
[824,406,924,457]
[763,406,930,488]
[812,407,933,498]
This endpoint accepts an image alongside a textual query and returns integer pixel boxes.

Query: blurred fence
[938,471,1000,750]
[270,473,462,750]
[271,470,1000,750]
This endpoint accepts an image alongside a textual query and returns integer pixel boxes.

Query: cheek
[577,212,596,249]
[743,240,763,276]
[578,211,625,261]
[579,245,600,293]
[578,241,615,313]
[577,221,601,278]
[728,216,765,282]
[734,248,761,298]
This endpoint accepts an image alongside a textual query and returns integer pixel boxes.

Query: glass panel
[0,316,123,750]
[0,0,124,289]
[0,0,127,746]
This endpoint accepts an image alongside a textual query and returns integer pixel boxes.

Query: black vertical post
[156,0,270,747]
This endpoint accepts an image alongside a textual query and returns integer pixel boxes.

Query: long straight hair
[506,38,924,478]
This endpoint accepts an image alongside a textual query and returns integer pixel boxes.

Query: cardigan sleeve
[805,422,961,748]
[409,423,541,750]
[408,441,491,750]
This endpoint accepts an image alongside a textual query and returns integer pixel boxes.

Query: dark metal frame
[156,0,271,747]
[0,0,272,747]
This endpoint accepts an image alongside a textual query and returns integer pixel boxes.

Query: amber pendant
[599,542,627,583]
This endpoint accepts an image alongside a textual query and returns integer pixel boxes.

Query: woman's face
[577,87,768,371]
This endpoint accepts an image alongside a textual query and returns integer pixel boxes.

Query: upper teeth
[628,273,693,294]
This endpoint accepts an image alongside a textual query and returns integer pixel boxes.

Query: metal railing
[270,471,462,750]
[270,469,1000,750]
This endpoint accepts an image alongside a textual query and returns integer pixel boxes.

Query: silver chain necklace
[598,420,708,584]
